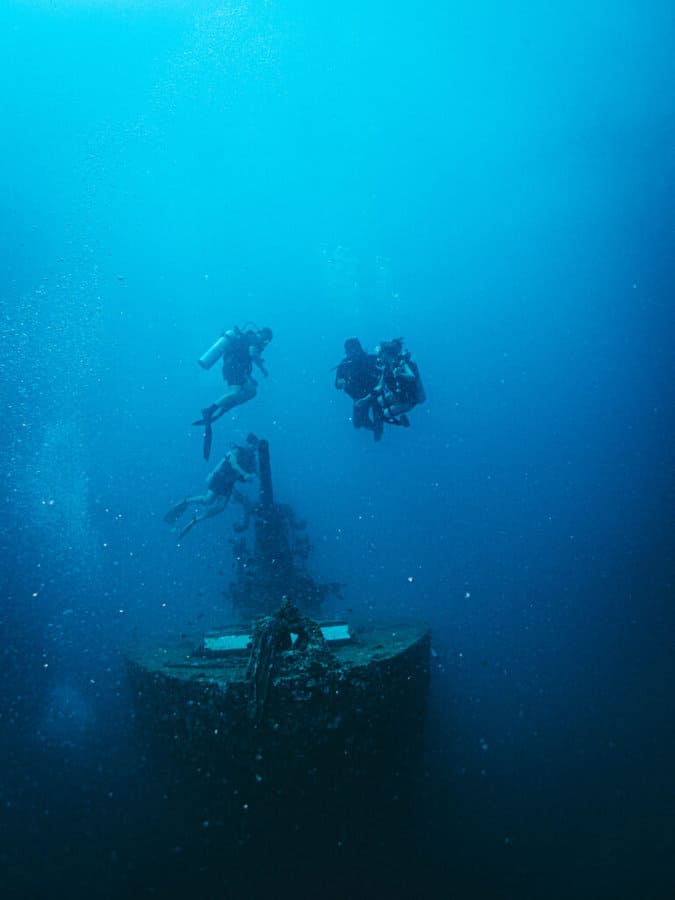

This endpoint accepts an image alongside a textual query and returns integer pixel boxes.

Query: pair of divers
[335,336,425,441]
[164,322,273,539]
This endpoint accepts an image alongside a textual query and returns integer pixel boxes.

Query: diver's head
[344,337,363,357]
[259,326,273,346]
[246,432,260,447]
[379,338,403,360]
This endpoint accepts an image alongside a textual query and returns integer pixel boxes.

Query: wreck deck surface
[127,621,430,687]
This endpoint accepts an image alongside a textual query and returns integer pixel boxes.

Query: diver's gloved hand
[384,414,410,427]
[354,393,374,409]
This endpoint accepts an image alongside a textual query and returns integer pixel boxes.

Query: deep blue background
[1,2,673,897]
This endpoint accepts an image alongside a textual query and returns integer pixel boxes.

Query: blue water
[1,2,673,897]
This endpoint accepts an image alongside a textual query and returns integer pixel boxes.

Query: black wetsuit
[208,447,256,496]
[335,350,380,430]
[221,331,260,386]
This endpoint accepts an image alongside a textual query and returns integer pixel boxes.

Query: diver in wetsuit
[335,337,384,441]
[194,325,273,459]
[369,338,426,431]
[164,435,259,539]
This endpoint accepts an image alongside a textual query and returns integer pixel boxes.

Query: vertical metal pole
[257,439,274,510]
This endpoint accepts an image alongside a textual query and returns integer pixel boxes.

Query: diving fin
[203,421,213,460]
[179,516,198,539]
[193,405,227,428]
[164,499,188,524]
[192,404,217,427]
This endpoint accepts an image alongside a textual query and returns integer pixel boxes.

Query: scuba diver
[193,324,273,459]
[164,435,259,539]
[334,338,384,441]
[371,338,426,430]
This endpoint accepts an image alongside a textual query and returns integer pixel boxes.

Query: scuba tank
[198,332,230,369]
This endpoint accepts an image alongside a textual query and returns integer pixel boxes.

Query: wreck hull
[127,622,430,797]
